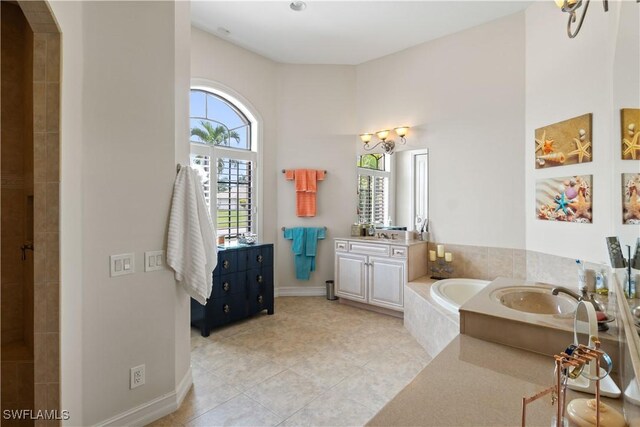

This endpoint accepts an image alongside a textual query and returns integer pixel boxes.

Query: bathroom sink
[490,286,577,315]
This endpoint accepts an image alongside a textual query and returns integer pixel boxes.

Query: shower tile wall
[1,0,35,421]
[1,0,60,426]
[31,29,61,425]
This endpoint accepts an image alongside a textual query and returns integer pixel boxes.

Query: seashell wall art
[621,108,640,160]
[623,173,640,224]
[536,175,593,223]
[535,113,593,168]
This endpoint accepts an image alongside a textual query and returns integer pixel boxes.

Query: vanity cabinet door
[368,256,405,310]
[335,253,367,302]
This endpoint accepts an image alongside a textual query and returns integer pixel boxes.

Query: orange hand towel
[284,169,326,217]
[294,169,308,192]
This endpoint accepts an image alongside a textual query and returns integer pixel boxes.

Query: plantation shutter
[216,158,253,238]
[358,174,387,224]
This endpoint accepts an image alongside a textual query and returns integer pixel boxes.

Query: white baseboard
[275,286,325,297]
[176,366,193,407]
[95,367,193,427]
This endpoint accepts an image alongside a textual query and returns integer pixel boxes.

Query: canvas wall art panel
[535,114,592,168]
[621,108,640,160]
[536,175,592,223]
[623,173,640,224]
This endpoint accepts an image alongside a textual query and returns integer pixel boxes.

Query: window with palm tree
[190,89,257,239]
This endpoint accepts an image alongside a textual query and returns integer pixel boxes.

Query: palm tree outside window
[189,89,257,239]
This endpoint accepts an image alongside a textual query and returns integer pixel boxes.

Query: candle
[445,252,453,263]
[436,245,445,258]
[429,250,436,262]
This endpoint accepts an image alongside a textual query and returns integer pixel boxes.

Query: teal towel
[284,227,325,280]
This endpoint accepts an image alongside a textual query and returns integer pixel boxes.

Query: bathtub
[429,278,491,314]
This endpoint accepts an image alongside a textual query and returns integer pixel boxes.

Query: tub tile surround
[407,243,612,360]
[404,282,459,359]
[427,241,608,289]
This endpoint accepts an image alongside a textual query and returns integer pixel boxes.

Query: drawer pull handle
[257,275,263,283]
[223,304,230,314]
[223,260,230,269]
[222,282,230,292]
[257,254,264,263]
[257,295,264,304]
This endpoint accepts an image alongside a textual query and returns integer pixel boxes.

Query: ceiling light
[290,1,307,12]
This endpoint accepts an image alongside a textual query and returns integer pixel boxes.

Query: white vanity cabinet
[334,238,427,312]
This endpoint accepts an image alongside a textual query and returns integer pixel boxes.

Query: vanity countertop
[368,334,637,426]
[334,236,428,247]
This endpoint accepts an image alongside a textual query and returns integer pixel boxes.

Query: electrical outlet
[130,364,145,389]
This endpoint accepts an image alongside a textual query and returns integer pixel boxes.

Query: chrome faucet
[551,286,603,312]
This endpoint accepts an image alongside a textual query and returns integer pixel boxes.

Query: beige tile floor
[148,297,431,427]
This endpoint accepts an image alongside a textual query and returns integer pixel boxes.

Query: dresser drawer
[207,293,247,324]
[335,240,348,252]
[249,246,273,269]
[390,246,407,258]
[211,272,246,299]
[247,267,273,292]
[348,242,390,256]
[215,251,238,275]
[249,282,274,315]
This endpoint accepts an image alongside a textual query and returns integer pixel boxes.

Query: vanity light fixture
[555,0,605,38]
[556,0,640,38]
[359,126,409,155]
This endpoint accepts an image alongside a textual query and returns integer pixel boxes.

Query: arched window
[189,89,258,239]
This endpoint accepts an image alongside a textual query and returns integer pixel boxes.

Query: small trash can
[326,280,338,300]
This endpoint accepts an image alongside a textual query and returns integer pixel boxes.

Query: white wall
[51,1,191,424]
[190,27,279,255]
[51,0,85,422]
[191,31,358,292]
[612,1,640,250]
[276,65,357,291]
[525,1,637,264]
[356,12,527,250]
[172,0,192,398]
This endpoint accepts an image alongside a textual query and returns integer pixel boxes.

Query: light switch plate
[110,253,135,277]
[144,250,164,272]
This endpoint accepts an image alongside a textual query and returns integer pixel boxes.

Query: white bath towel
[167,165,217,305]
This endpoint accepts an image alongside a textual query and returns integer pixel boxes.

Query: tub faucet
[551,286,603,312]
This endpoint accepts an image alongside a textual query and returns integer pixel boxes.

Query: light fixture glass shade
[555,0,578,8]
[376,130,390,141]
[394,126,409,138]
[359,133,373,143]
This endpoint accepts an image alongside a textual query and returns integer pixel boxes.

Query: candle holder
[429,245,454,280]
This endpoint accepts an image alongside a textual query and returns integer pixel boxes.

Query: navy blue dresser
[190,243,274,337]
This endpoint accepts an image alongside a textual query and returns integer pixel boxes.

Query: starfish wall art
[623,173,640,224]
[536,175,593,223]
[621,109,640,161]
[534,113,593,169]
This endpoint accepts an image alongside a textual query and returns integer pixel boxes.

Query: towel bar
[282,226,327,231]
[282,169,327,174]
